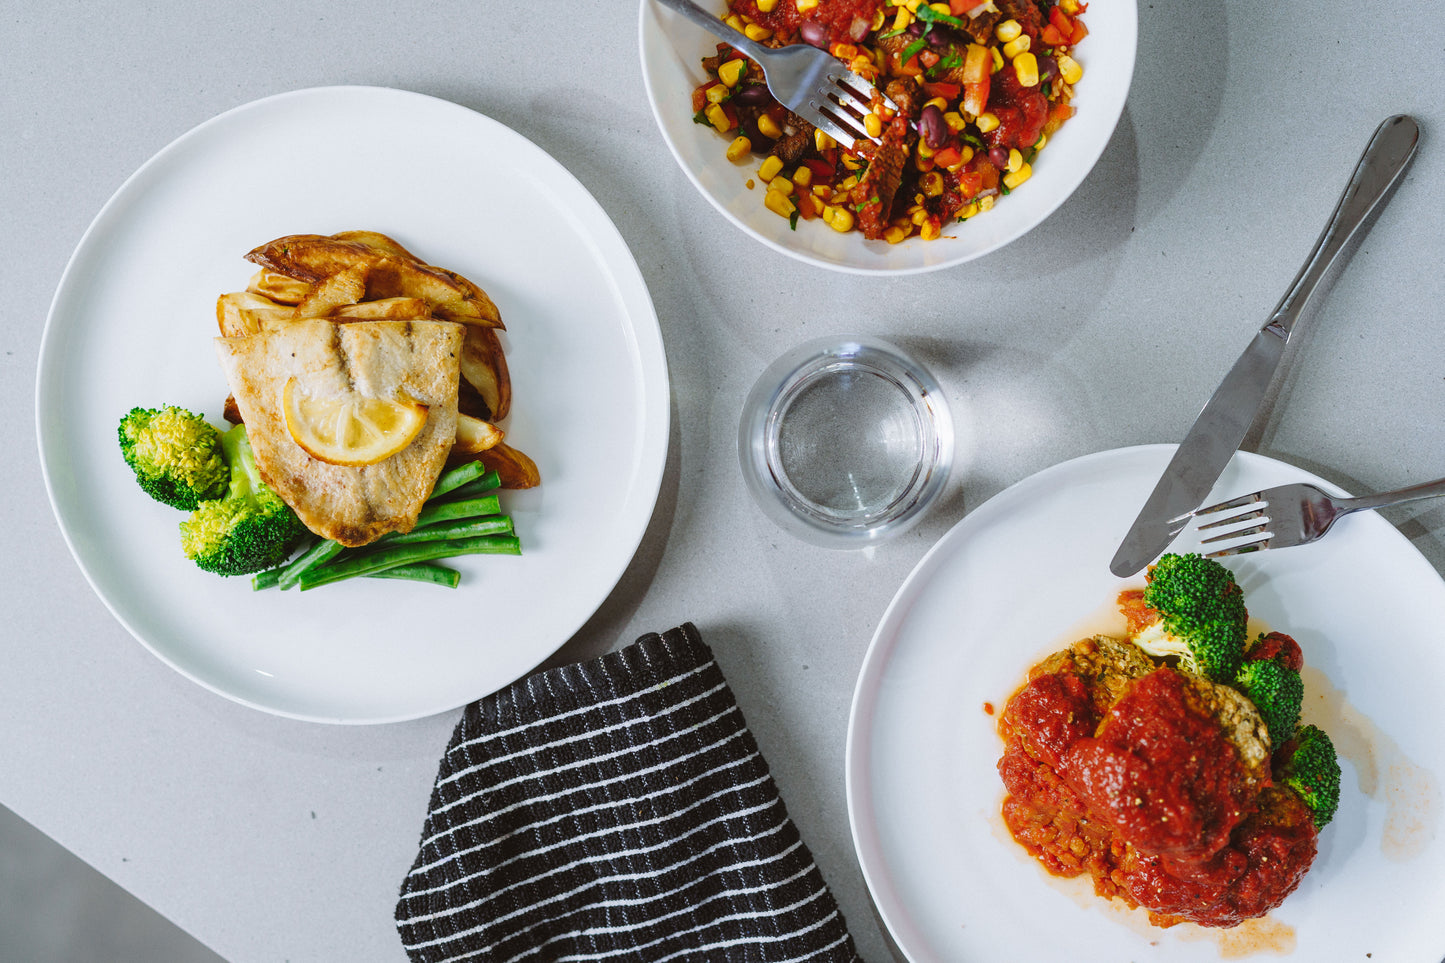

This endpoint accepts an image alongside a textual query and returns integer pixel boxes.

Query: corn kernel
[903,0,920,11]
[1034,133,1047,151]
[706,83,731,104]
[994,18,1022,42]
[883,225,910,244]
[746,178,756,189]
[796,0,818,9]
[958,201,979,219]
[706,103,733,132]
[812,184,832,199]
[758,155,784,181]
[871,6,887,29]
[770,175,795,197]
[1002,35,1030,59]
[792,165,813,188]
[1003,163,1032,190]
[1060,0,1080,12]
[744,23,772,41]
[1057,54,1083,84]
[914,153,935,172]
[910,208,929,226]
[928,2,950,14]
[916,140,935,158]
[991,46,1004,72]
[725,13,745,30]
[920,170,945,197]
[924,96,949,112]
[815,129,836,151]
[756,0,778,10]
[864,112,883,138]
[757,113,783,139]
[825,205,855,232]
[839,174,859,190]
[975,112,1000,133]
[1005,148,1022,172]
[977,194,995,212]
[1013,51,1039,87]
[831,42,859,60]
[842,152,863,170]
[920,219,941,241]
[718,58,747,88]
[726,135,752,162]
[764,190,796,218]
[891,6,911,31]
[943,111,966,132]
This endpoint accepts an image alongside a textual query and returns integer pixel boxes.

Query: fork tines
[1191,492,1272,556]
[808,70,895,149]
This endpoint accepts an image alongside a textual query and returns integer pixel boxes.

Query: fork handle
[1265,115,1419,340]
[1341,476,1445,514]
[652,0,773,63]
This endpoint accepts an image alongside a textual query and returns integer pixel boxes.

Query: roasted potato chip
[330,296,432,321]
[217,291,294,337]
[459,325,512,422]
[246,269,314,305]
[327,231,503,328]
[452,413,505,454]
[294,265,369,319]
[466,441,540,490]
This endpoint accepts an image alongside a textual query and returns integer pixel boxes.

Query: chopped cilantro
[901,36,929,64]
[789,210,800,230]
[692,108,711,126]
[914,5,966,28]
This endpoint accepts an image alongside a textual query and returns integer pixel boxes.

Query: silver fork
[655,0,897,150]
[1189,476,1445,556]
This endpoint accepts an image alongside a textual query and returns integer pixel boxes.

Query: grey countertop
[4,2,1444,961]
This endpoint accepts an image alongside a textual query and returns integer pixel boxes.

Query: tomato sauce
[998,657,1318,928]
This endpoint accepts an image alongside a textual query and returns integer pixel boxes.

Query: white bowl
[638,0,1138,275]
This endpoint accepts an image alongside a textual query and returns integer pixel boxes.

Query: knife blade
[1109,114,1420,578]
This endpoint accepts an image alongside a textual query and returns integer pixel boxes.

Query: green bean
[275,537,343,589]
[364,563,461,588]
[429,460,489,499]
[410,495,501,529]
[297,535,521,591]
[381,516,513,546]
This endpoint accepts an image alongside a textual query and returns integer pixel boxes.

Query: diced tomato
[1041,101,1076,136]
[1070,18,1089,44]
[961,43,990,84]
[1049,7,1074,34]
[948,0,976,13]
[922,81,962,101]
[796,192,823,220]
[963,79,989,118]
[1039,24,1068,46]
[720,102,739,129]
[919,49,941,68]
[802,158,835,180]
[933,146,963,169]
[692,81,719,114]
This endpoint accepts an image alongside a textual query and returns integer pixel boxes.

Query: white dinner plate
[35,86,670,724]
[847,445,1445,962]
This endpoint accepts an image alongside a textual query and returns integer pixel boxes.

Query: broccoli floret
[179,424,308,576]
[1133,553,1248,683]
[1235,657,1304,748]
[118,406,228,510]
[1278,724,1342,828]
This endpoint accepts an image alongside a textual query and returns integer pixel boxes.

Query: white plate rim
[845,443,1445,961]
[34,85,671,724]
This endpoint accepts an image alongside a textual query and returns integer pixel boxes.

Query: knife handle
[1266,114,1419,338]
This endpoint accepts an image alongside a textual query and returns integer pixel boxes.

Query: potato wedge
[246,234,502,328]
[465,441,540,489]
[294,265,369,318]
[452,413,504,454]
[246,269,314,305]
[329,231,503,328]
[218,290,294,337]
[330,296,432,321]
[459,325,512,422]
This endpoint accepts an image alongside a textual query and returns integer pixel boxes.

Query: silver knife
[1110,114,1420,578]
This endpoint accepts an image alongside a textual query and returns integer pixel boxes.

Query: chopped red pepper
[922,81,962,101]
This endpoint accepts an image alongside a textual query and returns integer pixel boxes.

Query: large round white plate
[35,86,670,725]
[847,445,1445,961]
[639,0,1136,275]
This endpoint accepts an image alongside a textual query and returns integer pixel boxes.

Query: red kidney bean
[988,146,1011,168]
[799,21,827,48]
[918,104,947,149]
[1037,56,1059,83]
[735,84,772,106]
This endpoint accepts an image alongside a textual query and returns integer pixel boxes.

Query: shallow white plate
[847,445,1445,961]
[639,0,1137,275]
[36,86,670,725]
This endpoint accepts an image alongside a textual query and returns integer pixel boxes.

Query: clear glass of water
[739,336,954,547]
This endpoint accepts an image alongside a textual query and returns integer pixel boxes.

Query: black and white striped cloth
[395,622,863,963]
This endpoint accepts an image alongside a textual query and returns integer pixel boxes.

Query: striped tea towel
[396,622,863,963]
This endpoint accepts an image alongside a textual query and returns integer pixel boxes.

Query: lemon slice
[282,378,428,466]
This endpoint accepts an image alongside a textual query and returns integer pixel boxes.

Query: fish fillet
[215,319,464,546]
